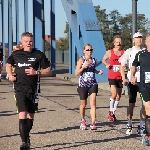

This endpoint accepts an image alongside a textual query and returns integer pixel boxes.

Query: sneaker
[20,142,29,150]
[112,114,117,121]
[90,123,97,130]
[80,120,87,130]
[108,111,116,121]
[35,103,38,113]
[126,125,132,136]
[142,131,149,146]
[108,111,113,121]
[137,125,145,136]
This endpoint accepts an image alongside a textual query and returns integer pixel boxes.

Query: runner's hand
[98,69,103,75]
[122,79,128,86]
[25,67,36,75]
[9,74,16,82]
[131,76,137,85]
[82,60,92,69]
[106,64,110,69]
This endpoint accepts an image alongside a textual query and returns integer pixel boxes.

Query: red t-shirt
[108,49,124,80]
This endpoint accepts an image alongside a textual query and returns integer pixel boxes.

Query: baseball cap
[133,32,143,38]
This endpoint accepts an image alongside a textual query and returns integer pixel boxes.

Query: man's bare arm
[39,67,51,76]
[6,63,13,76]
[131,66,137,77]
[120,65,126,80]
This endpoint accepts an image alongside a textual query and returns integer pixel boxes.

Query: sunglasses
[85,49,93,51]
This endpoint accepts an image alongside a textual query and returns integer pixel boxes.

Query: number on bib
[145,72,150,83]
[112,65,120,72]
[83,72,94,82]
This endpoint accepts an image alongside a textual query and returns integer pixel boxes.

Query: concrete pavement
[0,77,149,150]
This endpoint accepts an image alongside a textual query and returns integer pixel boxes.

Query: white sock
[113,100,119,114]
[0,74,1,78]
[128,120,132,126]
[140,120,145,128]
[110,98,115,112]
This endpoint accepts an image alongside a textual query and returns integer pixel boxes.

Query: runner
[102,35,124,121]
[0,43,3,81]
[119,32,146,137]
[6,32,51,150]
[131,33,150,146]
[75,43,103,130]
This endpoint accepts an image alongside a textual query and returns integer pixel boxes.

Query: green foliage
[56,22,69,50]
[45,41,50,51]
[94,5,150,50]
[56,37,69,50]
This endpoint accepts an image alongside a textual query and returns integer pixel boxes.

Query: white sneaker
[126,125,132,136]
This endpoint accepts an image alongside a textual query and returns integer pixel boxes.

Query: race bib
[145,72,150,83]
[136,66,140,72]
[83,72,94,82]
[112,65,120,72]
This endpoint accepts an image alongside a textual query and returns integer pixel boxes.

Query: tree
[94,5,150,50]
[45,41,50,51]
[56,22,69,50]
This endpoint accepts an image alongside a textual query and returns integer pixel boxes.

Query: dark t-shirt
[132,49,150,91]
[0,48,3,61]
[7,49,50,91]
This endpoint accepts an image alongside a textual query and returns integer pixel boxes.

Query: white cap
[133,32,143,38]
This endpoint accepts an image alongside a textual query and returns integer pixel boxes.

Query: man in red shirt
[102,35,124,121]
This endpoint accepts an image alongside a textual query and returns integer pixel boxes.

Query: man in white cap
[119,32,146,138]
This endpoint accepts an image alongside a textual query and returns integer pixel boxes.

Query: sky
[54,0,150,39]
[1,0,150,42]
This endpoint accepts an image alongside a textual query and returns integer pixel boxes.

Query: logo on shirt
[18,63,31,67]
[28,58,36,61]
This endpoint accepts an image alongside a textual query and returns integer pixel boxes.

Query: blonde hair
[83,43,92,50]
[21,32,33,38]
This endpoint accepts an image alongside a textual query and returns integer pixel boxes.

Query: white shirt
[119,46,144,82]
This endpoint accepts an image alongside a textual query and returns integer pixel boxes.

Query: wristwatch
[36,70,40,75]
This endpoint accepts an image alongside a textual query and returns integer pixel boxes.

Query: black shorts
[140,91,150,103]
[77,84,98,100]
[16,91,36,113]
[127,82,139,103]
[108,79,123,88]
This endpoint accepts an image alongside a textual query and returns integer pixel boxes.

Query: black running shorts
[140,91,150,103]
[16,91,35,113]
[108,79,123,88]
[127,82,139,103]
[77,84,98,100]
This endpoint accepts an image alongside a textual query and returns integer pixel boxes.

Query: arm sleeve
[132,53,140,67]
[39,52,51,69]
[118,49,131,66]
[6,54,15,66]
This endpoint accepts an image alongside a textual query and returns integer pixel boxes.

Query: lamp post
[132,0,138,37]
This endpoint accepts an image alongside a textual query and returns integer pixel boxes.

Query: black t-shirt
[132,49,150,91]
[7,49,50,90]
[0,48,3,61]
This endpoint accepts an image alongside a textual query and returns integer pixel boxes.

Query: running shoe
[142,130,149,146]
[137,125,145,136]
[20,142,29,150]
[126,125,132,136]
[90,123,97,130]
[80,120,87,130]
[108,111,116,121]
